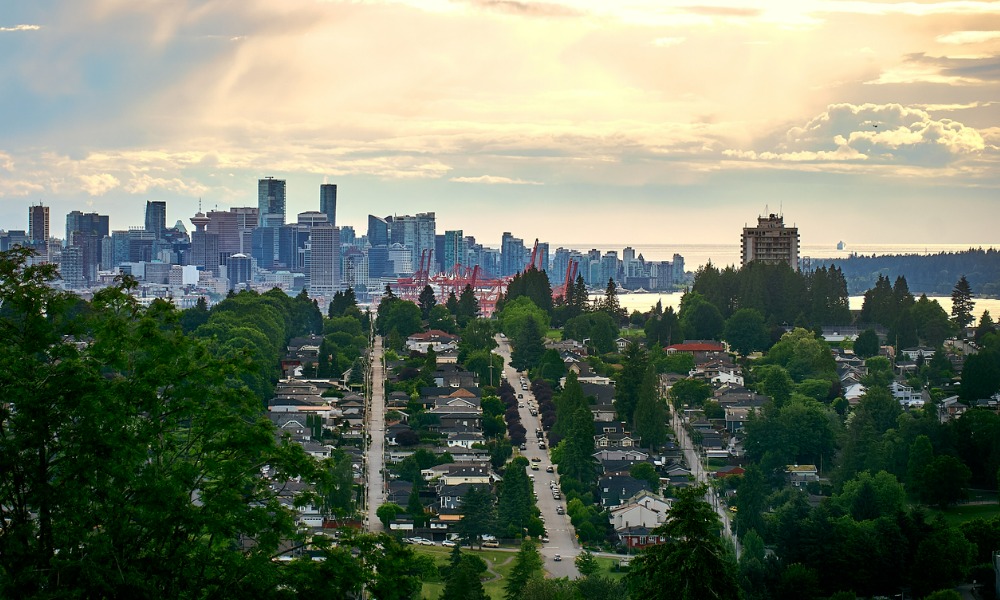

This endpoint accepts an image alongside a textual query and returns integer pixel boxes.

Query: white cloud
[450,175,544,184]
[728,103,987,167]
[936,30,1000,44]
[0,24,41,32]
[80,173,121,196]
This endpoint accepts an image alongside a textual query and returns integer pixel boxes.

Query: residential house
[594,422,640,449]
[562,362,612,386]
[890,381,924,407]
[406,330,460,353]
[582,382,616,422]
[664,341,728,365]
[597,474,653,509]
[786,464,819,486]
[609,490,671,533]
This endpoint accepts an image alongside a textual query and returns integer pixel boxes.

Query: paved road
[670,408,738,556]
[496,335,580,579]
[364,335,387,532]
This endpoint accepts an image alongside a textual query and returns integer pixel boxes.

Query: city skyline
[1,1,998,245]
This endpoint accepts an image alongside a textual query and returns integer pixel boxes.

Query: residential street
[495,335,580,579]
[670,408,738,556]
[364,335,386,532]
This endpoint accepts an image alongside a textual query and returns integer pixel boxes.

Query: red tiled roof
[665,342,725,352]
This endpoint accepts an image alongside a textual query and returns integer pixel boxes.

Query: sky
[0,0,998,248]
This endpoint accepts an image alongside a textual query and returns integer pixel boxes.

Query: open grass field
[414,545,518,600]
[925,502,1000,527]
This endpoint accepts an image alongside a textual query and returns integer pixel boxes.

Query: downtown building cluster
[2,179,687,307]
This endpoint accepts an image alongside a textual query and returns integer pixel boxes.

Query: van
[483,540,500,548]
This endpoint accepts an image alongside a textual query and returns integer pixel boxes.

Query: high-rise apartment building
[390,212,436,271]
[145,201,167,239]
[308,224,341,296]
[320,184,337,227]
[500,232,526,277]
[442,230,466,274]
[258,177,286,227]
[206,210,240,256]
[230,207,258,254]
[741,213,800,271]
[28,203,49,244]
[367,215,389,248]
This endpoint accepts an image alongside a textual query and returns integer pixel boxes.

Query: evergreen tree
[457,284,480,327]
[418,284,437,320]
[615,343,648,423]
[511,315,545,371]
[633,366,668,450]
[627,485,740,600]
[975,310,996,345]
[440,552,489,600]
[951,275,974,329]
[497,457,534,537]
[456,486,496,547]
[554,372,588,438]
[446,291,460,316]
[853,328,880,359]
[504,540,544,600]
[599,278,625,324]
[559,407,599,487]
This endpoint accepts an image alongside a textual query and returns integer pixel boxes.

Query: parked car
[483,540,500,548]
[546,465,554,472]
[442,539,456,547]
[556,506,565,515]
[531,464,539,471]
[531,457,541,462]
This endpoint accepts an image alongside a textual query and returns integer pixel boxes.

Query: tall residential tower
[741,213,800,271]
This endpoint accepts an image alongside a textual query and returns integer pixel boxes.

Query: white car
[442,539,457,547]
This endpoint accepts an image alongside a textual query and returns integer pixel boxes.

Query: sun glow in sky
[0,0,998,245]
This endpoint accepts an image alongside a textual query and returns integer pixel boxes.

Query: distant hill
[817,248,1000,296]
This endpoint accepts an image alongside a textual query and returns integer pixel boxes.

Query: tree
[418,284,437,320]
[633,366,669,450]
[376,503,403,528]
[630,462,661,494]
[627,485,740,600]
[0,249,336,597]
[920,455,972,508]
[598,278,626,324]
[853,328,880,359]
[505,540,544,600]
[440,551,489,600]
[951,275,975,329]
[975,310,997,345]
[615,343,648,423]
[511,315,545,371]
[457,284,480,327]
[669,378,712,411]
[575,550,600,577]
[680,294,725,341]
[456,485,495,547]
[724,308,770,357]
[498,458,534,537]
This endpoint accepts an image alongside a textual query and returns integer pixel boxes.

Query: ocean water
[557,242,998,270]
[594,291,1000,322]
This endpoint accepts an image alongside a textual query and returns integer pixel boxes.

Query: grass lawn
[925,502,1000,527]
[546,329,563,341]
[592,556,630,581]
[415,545,519,599]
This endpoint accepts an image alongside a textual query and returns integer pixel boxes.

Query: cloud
[0,24,41,32]
[867,53,1000,85]
[936,30,1000,45]
[450,175,544,184]
[727,103,986,167]
[80,173,121,196]
[455,0,582,17]
[677,5,761,18]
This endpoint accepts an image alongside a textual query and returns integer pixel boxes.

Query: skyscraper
[308,224,341,296]
[320,184,337,227]
[367,215,389,247]
[258,177,286,227]
[443,230,466,274]
[390,213,436,272]
[145,201,167,239]
[741,213,800,271]
[28,203,49,245]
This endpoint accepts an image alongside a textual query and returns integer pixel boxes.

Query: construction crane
[555,258,578,301]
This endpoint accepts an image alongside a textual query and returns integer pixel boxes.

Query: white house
[609,491,671,531]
